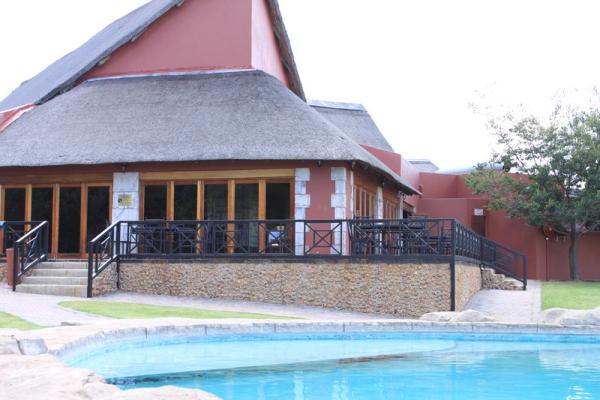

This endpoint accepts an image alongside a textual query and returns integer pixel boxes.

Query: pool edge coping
[6,318,599,359]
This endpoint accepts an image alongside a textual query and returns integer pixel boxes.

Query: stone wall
[481,268,521,290]
[454,261,483,311]
[119,261,455,317]
[0,262,6,283]
[92,264,118,297]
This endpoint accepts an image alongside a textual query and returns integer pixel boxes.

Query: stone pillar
[376,186,384,219]
[331,167,348,255]
[294,168,310,256]
[112,172,140,223]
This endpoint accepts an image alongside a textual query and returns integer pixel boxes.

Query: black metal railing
[11,221,50,291]
[87,218,527,298]
[455,221,527,290]
[1,221,43,257]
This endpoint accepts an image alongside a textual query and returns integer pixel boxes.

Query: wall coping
[118,257,469,265]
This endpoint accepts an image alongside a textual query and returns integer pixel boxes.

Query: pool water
[64,333,600,400]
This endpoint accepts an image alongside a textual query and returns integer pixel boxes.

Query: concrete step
[22,276,88,285]
[31,268,88,277]
[41,262,87,270]
[15,284,87,298]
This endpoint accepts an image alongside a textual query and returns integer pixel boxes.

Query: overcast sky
[1,1,600,170]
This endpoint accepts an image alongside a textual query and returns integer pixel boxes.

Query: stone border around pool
[2,319,600,400]
[6,319,600,359]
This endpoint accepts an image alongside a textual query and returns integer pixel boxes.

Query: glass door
[58,187,81,254]
[204,183,228,253]
[235,183,259,253]
[2,187,26,252]
[87,186,111,243]
[31,187,53,253]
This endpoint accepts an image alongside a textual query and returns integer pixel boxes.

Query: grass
[542,281,600,310]
[59,301,298,320]
[0,311,41,330]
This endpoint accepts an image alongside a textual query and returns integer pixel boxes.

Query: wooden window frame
[141,178,295,254]
[1,182,112,259]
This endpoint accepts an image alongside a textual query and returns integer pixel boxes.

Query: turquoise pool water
[64,332,600,399]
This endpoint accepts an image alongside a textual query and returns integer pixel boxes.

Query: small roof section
[309,100,394,152]
[0,70,418,194]
[409,159,439,173]
[0,0,305,112]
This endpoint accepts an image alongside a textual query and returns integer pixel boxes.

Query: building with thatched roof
[4,0,592,304]
[0,0,417,261]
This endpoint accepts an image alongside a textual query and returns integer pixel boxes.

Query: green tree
[466,108,600,280]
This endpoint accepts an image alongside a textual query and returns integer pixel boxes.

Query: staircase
[481,267,522,291]
[15,262,88,297]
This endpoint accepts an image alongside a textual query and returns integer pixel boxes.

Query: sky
[1,1,600,170]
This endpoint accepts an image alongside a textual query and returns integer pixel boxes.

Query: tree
[466,108,600,280]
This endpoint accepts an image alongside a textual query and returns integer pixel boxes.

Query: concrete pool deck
[466,280,542,323]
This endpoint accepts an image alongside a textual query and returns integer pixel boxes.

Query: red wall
[413,172,600,281]
[545,233,600,281]
[83,0,290,89]
[251,0,289,86]
[306,164,335,220]
[361,145,420,208]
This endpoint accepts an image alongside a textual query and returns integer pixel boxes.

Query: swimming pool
[64,332,600,400]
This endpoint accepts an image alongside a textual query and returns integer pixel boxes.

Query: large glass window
[354,186,376,218]
[266,183,290,220]
[3,188,26,221]
[87,186,110,242]
[204,184,228,220]
[144,185,167,220]
[174,185,197,221]
[383,196,400,219]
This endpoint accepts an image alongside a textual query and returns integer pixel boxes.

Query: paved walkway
[1,281,543,327]
[465,280,542,323]
[0,285,394,326]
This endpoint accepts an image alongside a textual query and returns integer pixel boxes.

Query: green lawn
[59,301,297,320]
[0,311,40,330]
[542,281,600,310]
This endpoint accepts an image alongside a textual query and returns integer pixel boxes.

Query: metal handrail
[12,221,50,291]
[86,218,527,297]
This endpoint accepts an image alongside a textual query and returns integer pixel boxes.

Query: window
[143,185,167,220]
[383,196,400,219]
[354,185,376,218]
[3,188,26,221]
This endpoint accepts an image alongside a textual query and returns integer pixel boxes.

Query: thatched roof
[0,0,304,112]
[310,101,394,152]
[0,70,417,194]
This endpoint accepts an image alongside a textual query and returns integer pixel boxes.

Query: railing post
[450,219,457,312]
[116,223,121,290]
[43,223,49,260]
[87,242,94,298]
[11,246,19,292]
[522,254,528,290]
